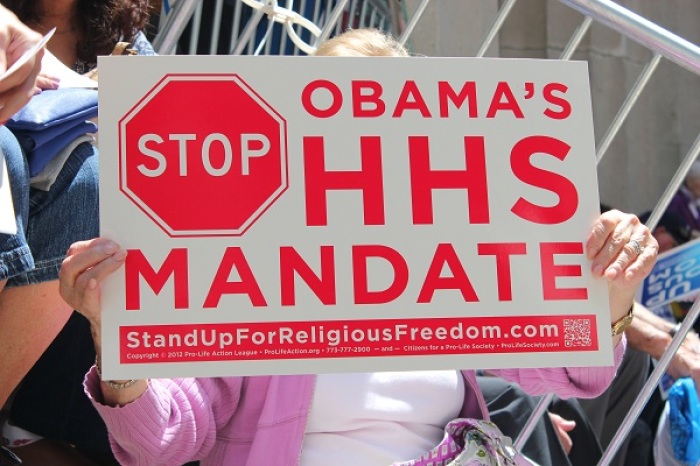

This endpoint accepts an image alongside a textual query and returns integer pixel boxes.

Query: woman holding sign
[59,29,659,466]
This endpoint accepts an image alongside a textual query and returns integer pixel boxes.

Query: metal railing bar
[156,1,168,36]
[370,7,378,28]
[334,7,344,36]
[309,0,321,35]
[598,296,700,466]
[388,0,403,36]
[595,53,662,164]
[359,5,369,28]
[255,16,276,55]
[247,29,256,55]
[152,0,200,54]
[230,0,244,53]
[513,393,553,451]
[278,16,289,55]
[209,0,225,55]
[277,0,293,55]
[348,0,359,28]
[187,2,203,55]
[360,0,370,28]
[324,0,334,29]
[294,0,309,55]
[273,0,289,56]
[266,27,276,56]
[304,0,322,54]
[398,0,430,46]
[645,132,700,232]
[522,456,542,466]
[367,0,391,18]
[231,7,265,54]
[312,0,322,25]
[475,0,518,58]
[374,6,384,28]
[560,16,593,60]
[314,0,350,47]
[311,2,321,24]
[559,0,700,76]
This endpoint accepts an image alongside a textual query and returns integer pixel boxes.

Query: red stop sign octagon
[119,74,288,237]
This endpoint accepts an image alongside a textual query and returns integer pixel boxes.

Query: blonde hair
[313,28,409,57]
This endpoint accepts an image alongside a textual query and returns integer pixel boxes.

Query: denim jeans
[0,125,99,286]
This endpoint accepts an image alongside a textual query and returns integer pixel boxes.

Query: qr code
[563,319,592,347]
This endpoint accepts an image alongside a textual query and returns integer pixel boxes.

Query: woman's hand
[34,71,60,92]
[586,210,658,340]
[0,5,45,122]
[587,209,657,284]
[666,332,700,397]
[58,238,127,345]
[60,239,149,406]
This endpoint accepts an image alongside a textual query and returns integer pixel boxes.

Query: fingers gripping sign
[59,238,128,329]
[586,209,658,284]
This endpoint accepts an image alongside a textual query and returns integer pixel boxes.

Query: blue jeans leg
[6,141,99,287]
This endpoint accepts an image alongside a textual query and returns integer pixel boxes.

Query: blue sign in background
[639,237,700,309]
[638,237,700,399]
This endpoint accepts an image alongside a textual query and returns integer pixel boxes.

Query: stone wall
[404,0,700,215]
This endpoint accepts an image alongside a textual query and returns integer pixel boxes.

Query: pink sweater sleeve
[84,366,240,466]
[489,336,627,399]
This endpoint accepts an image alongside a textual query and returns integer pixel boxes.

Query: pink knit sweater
[86,339,625,466]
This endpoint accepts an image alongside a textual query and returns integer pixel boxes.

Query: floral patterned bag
[393,418,519,466]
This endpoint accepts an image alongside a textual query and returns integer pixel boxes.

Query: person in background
[1,2,154,464]
[0,0,58,408]
[641,209,700,466]
[665,161,700,239]
[55,29,659,466]
[639,210,692,254]
[3,0,155,77]
[0,2,99,463]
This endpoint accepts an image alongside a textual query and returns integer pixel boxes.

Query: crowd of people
[0,7,697,466]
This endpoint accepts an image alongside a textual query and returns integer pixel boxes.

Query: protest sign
[98,55,609,379]
[639,236,700,311]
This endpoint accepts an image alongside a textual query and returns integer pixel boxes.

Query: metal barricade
[151,2,700,465]
[154,0,397,56]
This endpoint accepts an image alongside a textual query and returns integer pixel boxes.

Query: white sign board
[0,153,17,235]
[98,55,610,380]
